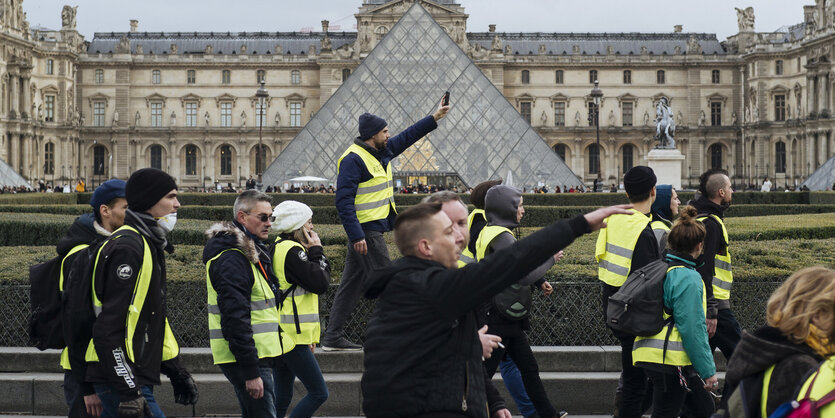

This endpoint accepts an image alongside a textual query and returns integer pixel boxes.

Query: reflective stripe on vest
[762,364,776,418]
[272,238,321,345]
[797,357,835,416]
[59,244,89,370]
[697,215,733,300]
[338,144,396,224]
[475,225,513,262]
[632,266,706,367]
[206,248,293,364]
[650,220,670,254]
[595,210,652,287]
[459,209,484,266]
[86,226,179,363]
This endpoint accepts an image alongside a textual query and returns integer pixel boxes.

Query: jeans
[93,384,165,418]
[644,369,714,418]
[219,364,278,418]
[499,356,536,418]
[710,308,742,361]
[275,345,329,418]
[322,230,390,343]
[64,371,93,418]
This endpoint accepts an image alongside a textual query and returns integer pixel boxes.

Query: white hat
[271,200,313,233]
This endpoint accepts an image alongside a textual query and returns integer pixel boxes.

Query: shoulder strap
[815,386,835,407]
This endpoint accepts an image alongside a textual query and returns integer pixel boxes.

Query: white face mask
[156,213,177,233]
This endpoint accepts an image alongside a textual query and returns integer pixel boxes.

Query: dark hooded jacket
[360,215,591,417]
[690,195,729,317]
[723,326,823,417]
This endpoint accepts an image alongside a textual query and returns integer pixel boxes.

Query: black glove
[118,396,150,418]
[171,374,199,405]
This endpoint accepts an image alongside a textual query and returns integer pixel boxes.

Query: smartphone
[442,91,450,106]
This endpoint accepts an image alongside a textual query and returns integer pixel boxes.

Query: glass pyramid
[801,154,835,191]
[263,2,582,189]
[0,158,32,189]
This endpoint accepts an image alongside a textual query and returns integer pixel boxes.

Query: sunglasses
[246,212,275,223]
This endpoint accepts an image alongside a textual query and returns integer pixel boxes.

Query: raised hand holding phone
[433,91,451,121]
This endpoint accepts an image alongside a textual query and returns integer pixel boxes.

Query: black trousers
[709,308,741,361]
[644,368,714,418]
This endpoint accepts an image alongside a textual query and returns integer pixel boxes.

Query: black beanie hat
[623,166,657,196]
[358,112,387,141]
[126,168,177,212]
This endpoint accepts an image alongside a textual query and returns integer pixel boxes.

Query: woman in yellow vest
[271,201,331,418]
[649,185,680,253]
[722,266,835,417]
[796,293,835,417]
[632,206,718,418]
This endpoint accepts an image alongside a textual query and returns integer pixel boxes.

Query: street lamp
[255,80,269,177]
[589,80,603,191]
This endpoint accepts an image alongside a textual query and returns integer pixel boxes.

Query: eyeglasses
[246,212,275,223]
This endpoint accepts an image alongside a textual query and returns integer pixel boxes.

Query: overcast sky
[25,0,809,41]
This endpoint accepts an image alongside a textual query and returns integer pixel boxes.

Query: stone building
[3,0,834,189]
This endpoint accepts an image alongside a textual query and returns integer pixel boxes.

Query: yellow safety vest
[206,248,294,364]
[338,144,396,224]
[59,243,90,371]
[595,209,652,287]
[272,238,321,345]
[633,266,706,367]
[458,209,483,267]
[475,225,513,262]
[697,214,733,300]
[650,220,671,255]
[85,226,179,363]
[797,357,835,416]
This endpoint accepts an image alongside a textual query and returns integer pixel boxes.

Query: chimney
[674,25,683,33]
[130,20,138,33]
[321,20,329,33]
[489,24,496,33]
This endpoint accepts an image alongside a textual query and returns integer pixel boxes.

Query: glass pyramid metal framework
[801,153,835,191]
[0,158,32,188]
[263,2,582,189]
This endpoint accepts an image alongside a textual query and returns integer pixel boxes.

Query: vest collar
[354,138,383,160]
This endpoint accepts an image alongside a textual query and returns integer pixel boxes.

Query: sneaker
[320,337,362,351]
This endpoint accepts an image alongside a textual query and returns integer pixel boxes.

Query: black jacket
[203,221,282,380]
[691,195,728,317]
[724,326,823,417]
[275,234,330,295]
[360,215,590,417]
[86,210,187,401]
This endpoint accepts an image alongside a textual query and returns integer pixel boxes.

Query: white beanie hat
[271,200,313,233]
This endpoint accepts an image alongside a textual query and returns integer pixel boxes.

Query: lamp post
[255,80,269,177]
[589,80,603,191]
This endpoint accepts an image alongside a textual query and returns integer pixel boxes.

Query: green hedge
[810,192,835,204]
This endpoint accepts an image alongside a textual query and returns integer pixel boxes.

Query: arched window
[588,144,600,174]
[656,70,666,84]
[375,26,389,36]
[623,70,632,84]
[521,70,530,84]
[710,143,723,169]
[257,69,266,84]
[150,145,163,170]
[342,69,351,82]
[290,70,300,85]
[220,145,233,176]
[93,145,107,175]
[555,70,564,84]
[775,141,786,173]
[44,143,54,175]
[185,145,197,176]
[589,70,598,84]
[222,70,231,84]
[151,69,161,84]
[553,144,566,161]
[622,144,634,173]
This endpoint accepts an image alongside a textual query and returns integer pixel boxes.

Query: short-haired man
[324,99,450,350]
[595,165,661,418]
[361,201,630,417]
[204,190,295,416]
[86,168,197,417]
[59,179,127,418]
[464,179,503,266]
[691,169,740,361]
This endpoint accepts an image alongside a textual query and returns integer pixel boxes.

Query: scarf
[125,209,174,254]
[806,323,835,358]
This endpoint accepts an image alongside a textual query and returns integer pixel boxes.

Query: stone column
[9,74,19,118]
[10,133,19,172]
[21,75,30,119]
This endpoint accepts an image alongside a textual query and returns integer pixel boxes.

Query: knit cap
[126,168,177,212]
[358,112,387,141]
[90,179,126,209]
[623,166,657,196]
[272,200,313,233]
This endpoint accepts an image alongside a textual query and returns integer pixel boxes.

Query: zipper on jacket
[462,362,469,412]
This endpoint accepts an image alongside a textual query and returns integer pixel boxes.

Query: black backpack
[606,259,678,336]
[28,255,67,350]
[62,241,103,379]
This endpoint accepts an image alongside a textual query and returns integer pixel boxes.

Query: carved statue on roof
[116,35,130,54]
[674,45,682,55]
[735,7,755,32]
[170,43,177,54]
[686,37,702,54]
[640,46,648,55]
[205,44,212,54]
[308,44,317,55]
[240,44,247,54]
[321,35,332,51]
[505,44,512,55]
[61,5,78,30]
[275,44,283,55]
[539,44,547,55]
[654,97,676,148]
[135,44,143,54]
[491,34,502,51]
[607,45,614,55]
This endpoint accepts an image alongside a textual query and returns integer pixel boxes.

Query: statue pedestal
[647,148,685,189]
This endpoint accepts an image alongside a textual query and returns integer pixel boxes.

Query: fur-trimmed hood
[202,221,259,265]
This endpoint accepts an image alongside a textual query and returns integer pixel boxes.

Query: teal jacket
[665,252,716,379]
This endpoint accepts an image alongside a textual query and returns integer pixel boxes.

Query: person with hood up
[721,266,835,417]
[649,185,680,253]
[475,184,567,418]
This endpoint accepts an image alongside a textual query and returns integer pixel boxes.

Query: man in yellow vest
[324,99,450,350]
[204,190,295,417]
[86,168,197,417]
[691,168,740,361]
[595,165,661,418]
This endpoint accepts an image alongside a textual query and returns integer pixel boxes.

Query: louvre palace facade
[1,0,834,189]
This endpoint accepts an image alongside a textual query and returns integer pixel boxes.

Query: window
[150,145,162,170]
[93,145,106,175]
[775,141,786,173]
[553,144,566,161]
[710,143,722,169]
[185,102,197,127]
[376,26,388,37]
[775,94,786,121]
[622,102,633,127]
[342,69,351,82]
[711,69,720,84]
[187,70,196,84]
[93,101,105,126]
[152,69,161,84]
[44,143,54,175]
[45,95,55,122]
[797,57,802,72]
[656,70,665,84]
[589,70,598,84]
[254,145,267,175]
[185,145,197,176]
[775,60,784,75]
[555,70,564,84]
[151,103,162,127]
[46,59,54,75]
[710,102,722,126]
[588,144,599,174]
[220,145,232,176]
[521,70,530,84]
[623,70,631,84]
[95,69,104,84]
[290,70,300,85]
[257,69,266,84]
[222,70,231,84]
[588,101,599,126]
[256,102,267,126]
[289,102,301,127]
[554,102,565,126]
[520,102,531,124]
[622,144,634,172]
[220,103,232,127]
